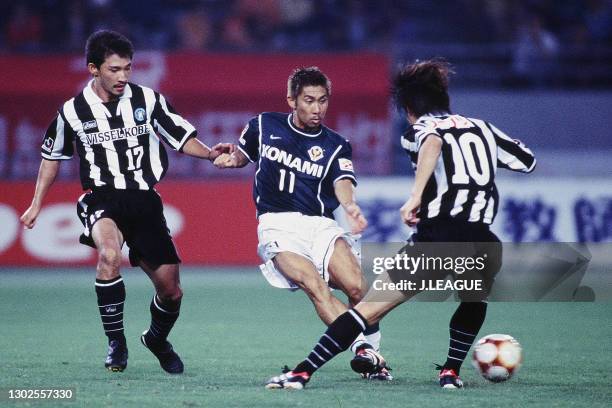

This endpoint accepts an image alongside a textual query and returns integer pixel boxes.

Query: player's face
[88,54,132,102]
[289,86,329,129]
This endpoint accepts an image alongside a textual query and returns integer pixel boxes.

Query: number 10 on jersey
[278,169,295,193]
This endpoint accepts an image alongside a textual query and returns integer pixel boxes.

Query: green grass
[1,268,611,407]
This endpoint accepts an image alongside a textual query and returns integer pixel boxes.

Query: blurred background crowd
[2,0,612,87]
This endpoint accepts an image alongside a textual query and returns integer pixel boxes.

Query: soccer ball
[472,334,522,382]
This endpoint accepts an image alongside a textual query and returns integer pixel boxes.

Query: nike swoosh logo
[270,135,282,140]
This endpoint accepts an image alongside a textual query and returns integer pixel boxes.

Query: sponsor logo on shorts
[41,136,54,153]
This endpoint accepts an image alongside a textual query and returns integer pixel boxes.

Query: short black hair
[85,30,134,68]
[392,58,453,117]
[287,67,331,99]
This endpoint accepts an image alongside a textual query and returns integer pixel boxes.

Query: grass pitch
[1,268,611,407]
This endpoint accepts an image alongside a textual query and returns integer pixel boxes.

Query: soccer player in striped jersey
[265,59,535,390]
[20,30,229,373]
[214,67,391,380]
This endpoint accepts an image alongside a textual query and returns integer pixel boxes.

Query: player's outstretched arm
[180,138,235,162]
[400,134,442,226]
[20,159,60,229]
[489,124,536,173]
[213,149,249,169]
[334,179,368,234]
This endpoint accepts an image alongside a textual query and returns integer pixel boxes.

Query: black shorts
[412,218,501,244]
[77,187,181,267]
[388,219,502,301]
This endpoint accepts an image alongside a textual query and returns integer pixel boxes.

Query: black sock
[143,295,180,345]
[444,301,487,374]
[95,276,126,344]
[293,310,367,375]
[364,322,379,335]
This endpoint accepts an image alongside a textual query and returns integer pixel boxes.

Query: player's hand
[400,195,421,227]
[344,202,368,234]
[209,143,236,161]
[213,152,237,168]
[20,204,41,229]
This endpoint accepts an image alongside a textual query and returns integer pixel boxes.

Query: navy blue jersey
[238,112,356,218]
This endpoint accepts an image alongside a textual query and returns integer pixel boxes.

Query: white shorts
[257,212,359,290]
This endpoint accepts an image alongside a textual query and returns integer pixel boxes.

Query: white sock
[365,330,381,352]
[350,333,368,354]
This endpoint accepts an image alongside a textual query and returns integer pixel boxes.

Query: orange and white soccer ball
[472,334,522,382]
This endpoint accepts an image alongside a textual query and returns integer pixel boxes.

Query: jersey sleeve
[329,140,357,186]
[41,112,74,160]
[151,92,197,151]
[412,120,442,150]
[400,127,419,170]
[489,123,536,173]
[236,116,260,162]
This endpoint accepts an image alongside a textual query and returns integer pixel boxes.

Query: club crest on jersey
[82,120,97,131]
[134,108,146,122]
[308,146,324,162]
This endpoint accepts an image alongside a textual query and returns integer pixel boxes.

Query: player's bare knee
[158,285,183,304]
[345,284,365,305]
[353,271,369,298]
[97,247,121,277]
[159,292,182,306]
[170,287,183,303]
[331,270,366,305]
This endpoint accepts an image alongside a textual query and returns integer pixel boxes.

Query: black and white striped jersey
[402,113,536,225]
[41,80,196,190]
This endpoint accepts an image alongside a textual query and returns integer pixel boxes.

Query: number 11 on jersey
[279,169,295,193]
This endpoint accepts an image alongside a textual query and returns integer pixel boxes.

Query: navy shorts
[77,187,181,267]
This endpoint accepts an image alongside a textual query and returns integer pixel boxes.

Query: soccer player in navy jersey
[214,67,391,380]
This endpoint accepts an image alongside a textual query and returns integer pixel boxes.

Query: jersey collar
[287,113,323,137]
[418,111,450,120]
[83,79,133,105]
